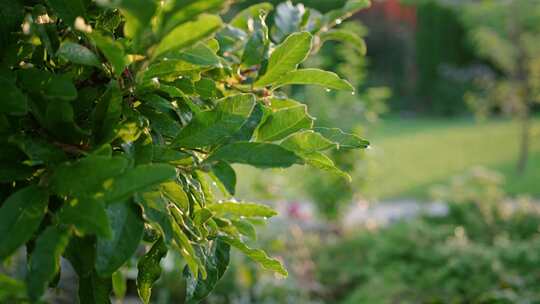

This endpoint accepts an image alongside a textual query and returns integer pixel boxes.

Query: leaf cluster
[0,0,370,302]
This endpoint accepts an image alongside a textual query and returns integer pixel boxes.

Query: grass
[364,116,540,200]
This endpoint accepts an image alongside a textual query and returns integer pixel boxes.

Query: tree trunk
[517,110,531,174]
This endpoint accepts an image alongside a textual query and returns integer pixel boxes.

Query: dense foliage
[0,0,371,302]
[316,168,540,303]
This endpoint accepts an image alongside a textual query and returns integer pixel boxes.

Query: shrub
[315,168,540,303]
[0,0,371,302]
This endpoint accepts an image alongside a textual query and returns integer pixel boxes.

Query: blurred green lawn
[365,117,540,200]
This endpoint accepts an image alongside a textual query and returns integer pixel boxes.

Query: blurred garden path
[342,200,448,229]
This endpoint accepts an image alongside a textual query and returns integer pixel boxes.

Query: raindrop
[325,88,331,92]
[335,18,342,25]
[351,91,356,95]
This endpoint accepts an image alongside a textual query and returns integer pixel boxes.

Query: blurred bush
[315,167,540,303]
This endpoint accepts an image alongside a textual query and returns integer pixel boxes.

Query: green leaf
[207,142,302,168]
[211,161,236,195]
[137,191,175,244]
[208,202,277,218]
[281,131,351,180]
[173,94,256,148]
[43,74,78,101]
[44,100,89,143]
[49,155,128,197]
[272,68,354,91]
[161,181,190,211]
[255,31,312,87]
[137,238,168,304]
[242,28,268,66]
[231,102,265,142]
[320,29,367,55]
[0,185,48,260]
[171,215,201,279]
[91,33,128,76]
[161,0,226,34]
[57,42,101,67]
[314,127,369,149]
[220,235,287,276]
[104,0,156,43]
[58,198,112,237]
[230,2,273,31]
[281,130,335,154]
[242,12,269,67]
[103,164,177,203]
[154,14,222,59]
[323,0,371,28]
[79,274,112,304]
[96,202,144,276]
[112,271,127,300]
[0,77,27,115]
[93,81,123,144]
[231,219,257,240]
[177,42,221,67]
[47,0,86,25]
[138,60,203,81]
[185,238,230,304]
[256,101,313,141]
[26,226,70,301]
[9,134,66,165]
[300,151,351,181]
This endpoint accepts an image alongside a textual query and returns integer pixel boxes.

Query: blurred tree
[458,0,540,174]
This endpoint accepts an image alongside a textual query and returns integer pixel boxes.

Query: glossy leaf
[255,31,313,87]
[208,202,277,218]
[281,130,335,154]
[173,94,256,148]
[0,185,48,260]
[161,181,190,211]
[314,127,370,149]
[91,33,128,76]
[256,102,313,141]
[185,238,230,303]
[26,226,70,301]
[93,81,122,144]
[211,161,236,195]
[58,198,111,237]
[220,236,287,276]
[137,238,168,304]
[207,142,303,168]
[96,202,144,276]
[154,14,222,59]
[273,68,354,91]
[49,155,128,197]
[230,3,273,30]
[102,164,177,203]
[57,42,101,67]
